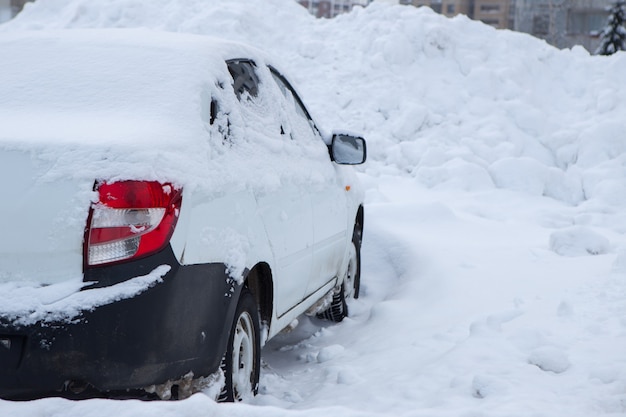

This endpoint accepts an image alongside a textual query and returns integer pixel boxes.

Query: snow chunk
[612,247,626,272]
[589,367,620,384]
[489,157,547,196]
[317,344,345,363]
[549,226,610,257]
[471,375,507,398]
[528,346,571,374]
[337,368,363,385]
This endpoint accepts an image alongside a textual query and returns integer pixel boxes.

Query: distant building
[441,1,472,18]
[0,0,11,24]
[410,1,472,18]
[400,0,512,28]
[298,0,371,18]
[0,0,33,24]
[473,0,512,29]
[514,0,612,52]
[398,0,613,52]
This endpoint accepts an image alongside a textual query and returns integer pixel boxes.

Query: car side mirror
[330,133,367,165]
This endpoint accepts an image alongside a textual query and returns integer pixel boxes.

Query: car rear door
[227,60,314,317]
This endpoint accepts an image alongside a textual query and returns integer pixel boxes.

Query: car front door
[268,68,349,298]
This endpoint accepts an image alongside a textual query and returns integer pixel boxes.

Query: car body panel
[0,149,92,285]
[255,185,313,316]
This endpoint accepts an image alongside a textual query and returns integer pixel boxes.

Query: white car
[0,29,365,401]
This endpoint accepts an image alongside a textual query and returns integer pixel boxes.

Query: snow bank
[5,0,626,211]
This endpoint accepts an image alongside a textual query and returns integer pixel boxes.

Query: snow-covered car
[0,29,366,401]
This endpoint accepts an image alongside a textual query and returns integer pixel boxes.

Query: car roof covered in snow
[0,28,336,195]
[0,29,273,146]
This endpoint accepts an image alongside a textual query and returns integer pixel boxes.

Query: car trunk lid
[0,148,95,285]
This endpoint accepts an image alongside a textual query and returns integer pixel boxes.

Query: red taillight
[85,181,182,266]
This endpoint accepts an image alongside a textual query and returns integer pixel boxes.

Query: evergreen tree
[596,1,626,55]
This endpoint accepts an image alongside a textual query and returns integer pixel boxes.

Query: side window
[225,59,287,143]
[269,68,320,141]
[227,60,259,100]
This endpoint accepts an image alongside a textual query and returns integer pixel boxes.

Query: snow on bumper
[0,265,170,327]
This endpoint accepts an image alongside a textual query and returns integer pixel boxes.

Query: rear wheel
[219,288,260,402]
[318,233,361,322]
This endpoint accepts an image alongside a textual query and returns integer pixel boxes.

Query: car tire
[218,287,260,402]
[318,232,361,322]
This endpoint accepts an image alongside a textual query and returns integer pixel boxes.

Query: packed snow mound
[549,226,611,257]
[4,0,626,209]
[528,346,571,374]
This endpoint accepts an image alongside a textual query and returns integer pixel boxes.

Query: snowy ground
[2,0,626,416]
[257,176,626,417]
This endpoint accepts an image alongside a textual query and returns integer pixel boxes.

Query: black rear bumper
[0,246,240,400]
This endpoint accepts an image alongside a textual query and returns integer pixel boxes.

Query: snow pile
[5,0,626,210]
[2,1,626,417]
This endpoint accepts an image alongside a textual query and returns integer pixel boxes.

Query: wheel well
[244,263,273,330]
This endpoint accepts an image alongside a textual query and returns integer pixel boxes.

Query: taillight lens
[86,181,182,266]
